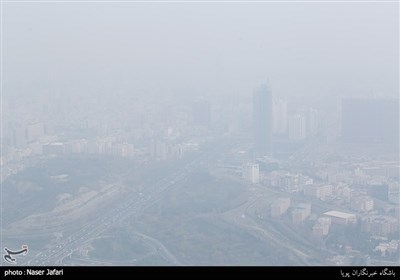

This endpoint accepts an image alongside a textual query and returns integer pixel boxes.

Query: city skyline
[1,1,398,269]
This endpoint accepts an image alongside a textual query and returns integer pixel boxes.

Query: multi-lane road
[20,137,237,266]
[21,152,205,266]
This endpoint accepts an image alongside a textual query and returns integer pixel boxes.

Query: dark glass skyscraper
[254,85,272,157]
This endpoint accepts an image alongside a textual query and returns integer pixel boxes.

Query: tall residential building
[292,203,311,225]
[351,196,374,212]
[273,99,288,134]
[242,163,260,184]
[306,108,319,136]
[313,217,332,237]
[254,86,272,157]
[270,197,291,218]
[361,216,399,237]
[288,114,306,140]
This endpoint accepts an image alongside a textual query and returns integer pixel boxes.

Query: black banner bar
[0,266,399,279]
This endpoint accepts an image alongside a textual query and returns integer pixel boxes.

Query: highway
[22,138,235,266]
[23,161,196,266]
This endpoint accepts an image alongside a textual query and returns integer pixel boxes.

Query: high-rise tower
[254,85,272,157]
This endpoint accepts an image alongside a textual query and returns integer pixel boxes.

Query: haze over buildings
[341,98,399,145]
[1,1,398,267]
[253,85,273,157]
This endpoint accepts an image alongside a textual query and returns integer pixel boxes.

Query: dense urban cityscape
[1,2,398,267]
[2,86,398,266]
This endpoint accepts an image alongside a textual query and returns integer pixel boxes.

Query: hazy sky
[3,2,399,101]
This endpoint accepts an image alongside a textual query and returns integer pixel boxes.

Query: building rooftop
[324,211,356,219]
[50,142,64,146]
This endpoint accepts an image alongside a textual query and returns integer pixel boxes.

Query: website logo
[3,245,29,264]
